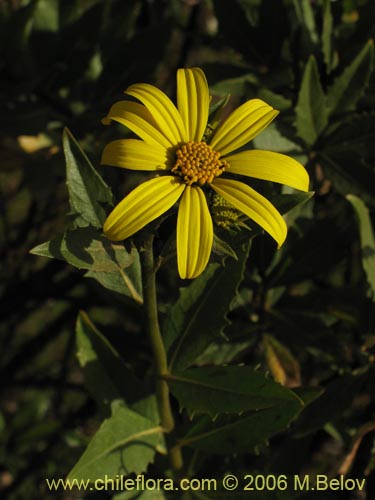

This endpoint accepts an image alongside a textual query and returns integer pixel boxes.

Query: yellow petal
[102,101,173,149]
[104,176,185,241]
[225,150,309,191]
[211,178,287,248]
[125,83,188,144]
[210,99,278,156]
[177,68,209,142]
[101,139,172,171]
[177,186,213,279]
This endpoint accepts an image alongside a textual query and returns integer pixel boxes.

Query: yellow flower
[102,68,309,279]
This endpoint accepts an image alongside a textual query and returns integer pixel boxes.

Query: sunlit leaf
[67,402,163,481]
[30,226,143,303]
[63,127,114,229]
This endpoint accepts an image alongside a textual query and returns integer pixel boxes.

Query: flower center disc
[171,141,228,186]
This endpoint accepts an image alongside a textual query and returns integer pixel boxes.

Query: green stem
[140,233,183,471]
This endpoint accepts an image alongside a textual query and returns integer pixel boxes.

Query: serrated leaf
[63,127,114,229]
[326,40,374,116]
[67,403,163,481]
[166,366,302,418]
[263,334,301,387]
[295,55,328,146]
[76,312,143,411]
[180,400,302,454]
[30,226,142,302]
[164,237,251,371]
[346,195,375,299]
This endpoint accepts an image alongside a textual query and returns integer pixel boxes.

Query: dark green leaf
[181,400,302,454]
[63,127,114,229]
[326,40,374,116]
[211,234,238,261]
[76,311,143,412]
[346,195,375,298]
[67,402,163,481]
[295,55,328,146]
[322,0,336,74]
[164,237,251,371]
[166,366,302,418]
[271,191,315,216]
[195,340,254,366]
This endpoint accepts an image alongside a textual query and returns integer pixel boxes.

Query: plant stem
[140,233,183,471]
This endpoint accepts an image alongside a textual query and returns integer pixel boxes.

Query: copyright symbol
[223,475,238,491]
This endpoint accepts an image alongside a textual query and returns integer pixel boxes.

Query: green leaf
[346,195,375,298]
[321,0,336,74]
[211,234,238,261]
[294,0,319,45]
[67,402,163,481]
[326,40,374,116]
[253,123,305,157]
[271,191,315,216]
[166,366,302,418]
[295,55,328,146]
[180,400,302,454]
[194,340,254,366]
[30,226,142,303]
[63,127,114,229]
[76,312,143,412]
[164,237,251,371]
[33,0,59,32]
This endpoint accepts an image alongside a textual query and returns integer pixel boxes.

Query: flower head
[102,68,309,279]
